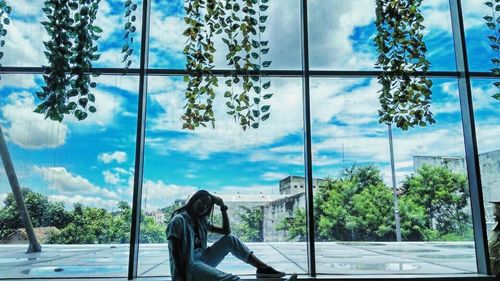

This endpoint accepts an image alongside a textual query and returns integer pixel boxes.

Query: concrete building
[145,210,166,225]
[217,193,286,227]
[262,192,305,242]
[279,175,328,195]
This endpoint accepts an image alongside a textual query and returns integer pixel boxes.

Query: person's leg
[192,261,241,281]
[204,234,253,267]
[204,234,285,278]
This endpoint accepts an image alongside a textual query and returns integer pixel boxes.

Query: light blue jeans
[191,234,253,281]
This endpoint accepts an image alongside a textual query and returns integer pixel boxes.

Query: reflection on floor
[0,242,477,278]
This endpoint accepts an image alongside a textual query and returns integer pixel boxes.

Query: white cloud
[142,180,197,210]
[216,184,279,195]
[33,165,119,200]
[98,151,127,164]
[148,78,304,159]
[103,170,121,185]
[48,194,118,210]
[262,172,288,181]
[1,92,68,149]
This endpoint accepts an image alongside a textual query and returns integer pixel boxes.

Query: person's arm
[210,196,231,235]
[169,237,186,281]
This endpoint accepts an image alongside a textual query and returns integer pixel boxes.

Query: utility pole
[388,124,402,242]
[0,126,41,252]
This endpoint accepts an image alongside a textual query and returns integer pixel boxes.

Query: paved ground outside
[0,242,477,279]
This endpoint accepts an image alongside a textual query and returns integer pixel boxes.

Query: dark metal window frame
[0,0,493,279]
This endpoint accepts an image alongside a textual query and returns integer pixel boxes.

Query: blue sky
[0,0,498,211]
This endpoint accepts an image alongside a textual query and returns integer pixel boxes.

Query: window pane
[149,0,302,70]
[463,0,494,72]
[471,79,500,242]
[0,74,138,278]
[139,76,307,276]
[310,78,476,274]
[5,0,143,68]
[308,0,456,71]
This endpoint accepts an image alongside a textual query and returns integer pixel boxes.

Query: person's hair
[169,190,214,222]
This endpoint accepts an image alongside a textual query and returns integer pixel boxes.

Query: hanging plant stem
[35,0,103,122]
[374,0,434,131]
[181,0,272,130]
[484,1,500,100]
[70,0,102,119]
[181,0,220,129]
[0,0,11,81]
[122,0,137,70]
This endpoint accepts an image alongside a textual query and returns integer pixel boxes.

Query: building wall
[262,193,305,241]
[279,176,328,195]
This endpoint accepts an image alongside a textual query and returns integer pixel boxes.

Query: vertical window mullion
[128,0,152,279]
[448,0,491,275]
[300,0,316,277]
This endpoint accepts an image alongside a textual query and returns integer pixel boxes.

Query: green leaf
[261,113,270,121]
[262,81,271,89]
[261,105,270,112]
[492,93,500,100]
[88,106,97,113]
[263,93,273,99]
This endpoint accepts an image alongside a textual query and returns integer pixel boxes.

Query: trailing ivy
[181,0,220,129]
[35,0,103,122]
[122,0,137,70]
[484,0,500,100]
[374,0,434,131]
[0,0,12,81]
[181,0,272,130]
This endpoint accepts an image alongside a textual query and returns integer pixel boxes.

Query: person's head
[170,190,214,220]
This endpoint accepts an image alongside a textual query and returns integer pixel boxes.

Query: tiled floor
[0,242,477,279]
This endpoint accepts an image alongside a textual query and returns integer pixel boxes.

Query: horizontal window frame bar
[0,66,497,79]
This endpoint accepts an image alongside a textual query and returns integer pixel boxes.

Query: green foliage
[122,0,137,70]
[0,188,71,239]
[278,164,471,242]
[233,206,263,242]
[35,0,102,122]
[47,201,166,244]
[182,0,272,130]
[374,0,435,130]
[401,164,470,236]
[0,189,166,244]
[276,207,306,242]
[314,165,396,241]
[484,1,500,100]
[0,0,11,81]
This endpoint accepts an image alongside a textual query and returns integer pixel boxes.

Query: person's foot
[286,273,298,281]
[256,266,286,278]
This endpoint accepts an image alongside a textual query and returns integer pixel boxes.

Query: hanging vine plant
[374,0,435,131]
[122,0,137,70]
[181,0,272,130]
[484,0,500,100]
[35,0,103,122]
[0,0,12,80]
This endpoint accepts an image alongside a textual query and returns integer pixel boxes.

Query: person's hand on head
[212,195,224,206]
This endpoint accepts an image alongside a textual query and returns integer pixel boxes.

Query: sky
[0,0,498,212]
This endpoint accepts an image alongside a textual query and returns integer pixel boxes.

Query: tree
[276,207,306,242]
[233,206,263,242]
[0,188,71,240]
[401,164,470,237]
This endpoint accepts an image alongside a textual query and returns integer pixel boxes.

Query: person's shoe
[256,266,286,278]
[286,274,298,281]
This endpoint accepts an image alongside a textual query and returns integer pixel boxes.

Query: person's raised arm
[210,196,231,235]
